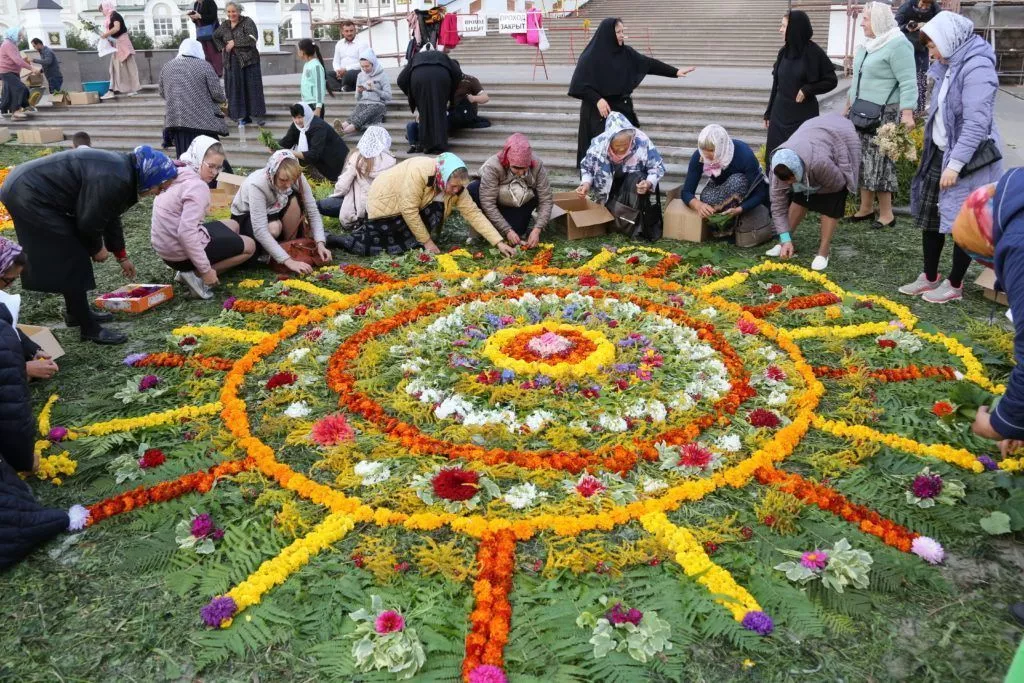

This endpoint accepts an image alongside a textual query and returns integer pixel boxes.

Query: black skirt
[163,221,246,271]
[790,188,848,220]
[576,96,639,166]
[410,64,454,153]
[335,203,445,257]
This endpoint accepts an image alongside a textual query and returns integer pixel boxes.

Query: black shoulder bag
[849,51,900,134]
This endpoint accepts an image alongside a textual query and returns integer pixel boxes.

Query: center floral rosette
[482,323,613,378]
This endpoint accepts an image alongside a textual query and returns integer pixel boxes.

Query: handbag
[271,238,329,274]
[607,171,664,241]
[734,205,774,247]
[196,23,215,40]
[849,52,899,134]
[960,138,1002,177]
[498,177,535,208]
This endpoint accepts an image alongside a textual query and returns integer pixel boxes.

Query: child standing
[298,38,332,118]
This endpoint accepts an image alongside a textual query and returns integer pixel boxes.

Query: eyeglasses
[204,162,224,173]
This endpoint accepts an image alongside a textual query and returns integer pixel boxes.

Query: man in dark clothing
[30,38,62,93]
[448,72,490,131]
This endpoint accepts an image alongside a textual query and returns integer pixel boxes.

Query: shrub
[65,28,94,51]
[160,29,190,50]
[128,28,154,50]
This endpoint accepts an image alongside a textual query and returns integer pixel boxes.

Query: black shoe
[325,234,347,249]
[845,212,876,223]
[80,327,128,345]
[871,218,896,229]
[1011,603,1024,627]
[65,308,114,326]
[407,145,421,154]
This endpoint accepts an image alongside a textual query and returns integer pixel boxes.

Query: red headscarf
[497,133,535,169]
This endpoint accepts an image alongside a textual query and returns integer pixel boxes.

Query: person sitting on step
[682,124,769,225]
[230,150,331,275]
[277,103,349,183]
[468,133,553,250]
[319,126,396,228]
[335,48,392,136]
[765,113,862,272]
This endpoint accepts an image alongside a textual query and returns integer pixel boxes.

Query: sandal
[845,212,875,223]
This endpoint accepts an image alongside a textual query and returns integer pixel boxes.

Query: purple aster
[212,528,225,541]
[138,374,160,392]
[47,426,68,442]
[527,309,542,323]
[741,611,774,636]
[562,304,579,319]
[123,352,148,366]
[911,473,944,499]
[800,550,829,571]
[500,369,515,383]
[191,513,214,538]
[201,596,237,627]
[484,313,503,328]
[222,296,238,310]
[977,455,999,471]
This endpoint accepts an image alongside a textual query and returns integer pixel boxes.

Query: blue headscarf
[771,148,819,194]
[4,26,21,43]
[132,146,177,192]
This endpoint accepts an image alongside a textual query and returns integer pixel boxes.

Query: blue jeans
[317,196,343,219]
[48,75,63,93]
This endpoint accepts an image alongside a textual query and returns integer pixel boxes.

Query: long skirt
[109,54,141,94]
[225,56,267,125]
[854,105,900,194]
[0,71,28,113]
[335,202,445,256]
[410,64,454,153]
[576,96,639,166]
[201,38,223,77]
[348,101,386,130]
[914,143,943,233]
[915,71,929,117]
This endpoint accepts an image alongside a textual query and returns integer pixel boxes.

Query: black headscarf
[782,10,814,59]
[568,17,654,100]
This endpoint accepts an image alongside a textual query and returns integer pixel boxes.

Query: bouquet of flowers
[874,122,919,164]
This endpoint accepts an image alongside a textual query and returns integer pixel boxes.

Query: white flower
[911,536,944,564]
[287,347,311,363]
[700,306,718,319]
[767,390,789,406]
[461,278,475,290]
[332,313,353,326]
[353,460,391,486]
[757,347,779,361]
[716,434,742,452]
[400,358,427,375]
[284,401,311,418]
[641,477,668,494]
[482,271,498,285]
[504,483,545,510]
[669,392,695,412]
[598,413,629,432]
[525,410,554,432]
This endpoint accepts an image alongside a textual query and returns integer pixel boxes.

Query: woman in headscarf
[319,125,396,227]
[468,133,553,249]
[0,238,59,381]
[895,0,940,116]
[159,38,231,173]
[844,1,918,229]
[0,27,36,120]
[98,1,140,99]
[569,18,694,166]
[336,48,392,136]
[151,136,255,300]
[898,11,1003,304]
[397,47,462,154]
[0,146,177,345]
[764,11,838,168]
[577,112,666,208]
[230,150,330,275]
[277,102,349,183]
[682,124,769,221]
[213,1,267,126]
[336,153,518,257]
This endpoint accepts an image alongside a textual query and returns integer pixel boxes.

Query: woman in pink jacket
[150,136,255,299]
[317,126,395,228]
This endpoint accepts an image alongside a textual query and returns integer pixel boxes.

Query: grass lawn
[0,144,1021,682]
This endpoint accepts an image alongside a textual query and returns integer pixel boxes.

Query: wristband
[114,249,128,260]
[779,232,792,244]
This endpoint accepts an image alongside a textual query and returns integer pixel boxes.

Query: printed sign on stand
[457,14,487,37]
[498,12,528,34]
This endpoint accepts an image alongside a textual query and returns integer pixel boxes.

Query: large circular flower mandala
[46,247,1020,680]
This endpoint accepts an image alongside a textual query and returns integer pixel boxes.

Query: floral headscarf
[498,133,535,169]
[952,182,997,267]
[265,149,299,188]
[434,152,467,192]
[579,112,665,204]
[179,135,220,174]
[920,11,976,60]
[133,146,177,192]
[0,237,22,274]
[357,125,391,159]
[697,125,734,178]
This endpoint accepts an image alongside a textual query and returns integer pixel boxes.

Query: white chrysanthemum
[287,347,311,363]
[400,358,427,375]
[767,390,789,406]
[757,347,779,361]
[504,483,545,510]
[700,306,718,319]
[716,434,742,452]
[598,414,629,432]
[353,460,391,486]
[332,313,353,326]
[669,392,695,412]
[461,278,475,290]
[641,477,668,494]
[525,410,554,432]
[482,271,498,284]
[284,401,311,418]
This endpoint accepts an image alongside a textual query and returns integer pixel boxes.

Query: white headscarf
[294,102,314,154]
[179,135,220,173]
[697,125,735,178]
[863,1,902,53]
[357,125,392,159]
[177,38,205,60]
[920,11,976,60]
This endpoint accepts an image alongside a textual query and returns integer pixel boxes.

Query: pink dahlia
[47,426,68,442]
[311,414,355,447]
[374,610,406,634]
[468,665,508,683]
[575,474,606,498]
[800,550,829,571]
[736,319,759,335]
[677,443,714,469]
[911,536,945,564]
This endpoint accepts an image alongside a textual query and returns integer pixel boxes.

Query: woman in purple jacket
[898,11,1003,304]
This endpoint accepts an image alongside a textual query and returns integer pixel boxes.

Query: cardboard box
[95,283,174,313]
[975,267,1009,306]
[0,127,10,144]
[68,91,100,105]
[662,198,708,242]
[16,324,64,361]
[549,192,613,240]
[18,127,64,144]
[49,92,70,108]
[209,172,247,210]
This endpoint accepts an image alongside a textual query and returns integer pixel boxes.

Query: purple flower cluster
[741,610,774,636]
[123,352,148,367]
[977,455,999,471]
[191,513,224,540]
[605,602,643,627]
[138,374,160,392]
[617,333,651,349]
[911,472,944,499]
[222,296,238,310]
[201,596,237,627]
[47,426,68,442]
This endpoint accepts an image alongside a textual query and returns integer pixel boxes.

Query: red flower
[736,319,759,335]
[311,414,355,446]
[575,474,605,498]
[138,448,166,469]
[696,265,719,278]
[393,561,410,573]
[878,339,897,349]
[767,283,784,295]
[501,276,523,287]
[473,252,484,259]
[931,401,955,418]
[578,274,599,287]
[417,252,433,262]
[626,255,640,265]
[352,553,366,568]
[765,365,786,382]
[748,408,781,428]
[354,303,369,316]
[431,467,480,501]
[763,515,776,527]
[741,526,754,540]
[304,328,324,342]
[677,443,713,469]
[265,371,297,390]
[178,336,198,347]
[703,541,719,555]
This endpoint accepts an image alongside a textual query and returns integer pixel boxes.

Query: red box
[95,283,174,313]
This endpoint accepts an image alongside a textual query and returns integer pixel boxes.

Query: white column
[20,0,67,49]
[289,2,312,40]
[246,0,283,52]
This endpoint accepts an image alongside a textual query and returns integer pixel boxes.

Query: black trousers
[326,69,359,92]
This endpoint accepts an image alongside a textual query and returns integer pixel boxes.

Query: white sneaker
[811,255,829,271]
[765,244,782,257]
[100,91,115,100]
[177,270,213,300]
[898,272,942,296]
[921,279,963,304]
[125,92,137,97]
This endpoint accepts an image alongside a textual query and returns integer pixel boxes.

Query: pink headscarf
[100,1,116,19]
[0,237,22,275]
[497,133,535,169]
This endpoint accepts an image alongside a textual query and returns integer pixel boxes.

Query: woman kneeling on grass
[319,125,396,228]
[151,136,256,299]
[230,150,331,275]
[333,153,517,258]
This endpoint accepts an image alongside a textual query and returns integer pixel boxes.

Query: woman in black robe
[0,146,178,345]
[397,49,462,154]
[569,17,693,166]
[763,11,838,168]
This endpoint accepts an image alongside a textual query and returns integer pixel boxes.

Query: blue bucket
[82,80,111,97]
